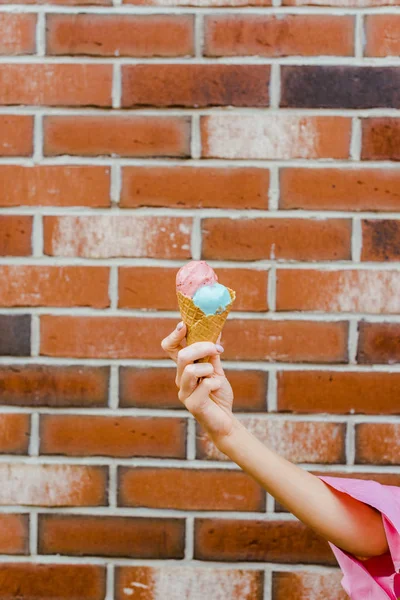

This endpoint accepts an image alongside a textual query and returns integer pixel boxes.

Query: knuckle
[185,364,197,377]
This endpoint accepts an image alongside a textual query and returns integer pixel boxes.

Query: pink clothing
[318,476,400,600]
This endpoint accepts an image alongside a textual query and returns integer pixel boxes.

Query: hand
[161,322,235,448]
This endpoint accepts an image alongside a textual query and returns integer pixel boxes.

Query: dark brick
[362,118,400,161]
[362,220,400,261]
[281,66,400,109]
[358,322,400,364]
[0,316,30,356]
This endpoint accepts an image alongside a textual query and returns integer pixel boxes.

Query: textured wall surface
[0,0,399,598]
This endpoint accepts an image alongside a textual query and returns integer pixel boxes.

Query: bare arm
[161,324,389,560]
[219,418,389,559]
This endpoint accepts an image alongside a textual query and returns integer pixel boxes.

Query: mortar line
[195,13,204,58]
[109,365,119,410]
[355,13,364,59]
[30,314,40,358]
[185,516,194,560]
[350,116,362,161]
[112,63,121,109]
[191,114,201,159]
[29,413,40,457]
[110,163,121,207]
[269,63,281,109]
[29,513,38,556]
[268,166,279,211]
[267,370,277,413]
[33,113,43,163]
[32,214,43,257]
[346,422,356,466]
[263,568,273,600]
[35,11,46,56]
[352,217,362,262]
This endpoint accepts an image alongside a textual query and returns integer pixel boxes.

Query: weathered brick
[356,423,400,465]
[277,371,400,414]
[0,13,36,54]
[122,64,270,107]
[0,116,33,156]
[201,115,351,159]
[118,266,268,311]
[280,168,400,211]
[121,166,270,209]
[0,215,32,256]
[44,115,191,157]
[365,15,400,57]
[116,567,264,600]
[0,464,107,506]
[46,14,194,56]
[0,64,112,106]
[0,266,110,308]
[0,414,30,454]
[0,315,30,356]
[118,468,265,511]
[205,15,354,57]
[277,269,400,313]
[220,320,348,363]
[43,215,192,259]
[0,515,28,554]
[0,564,105,600]
[0,365,109,407]
[361,220,400,261]
[358,322,400,364]
[39,515,185,558]
[0,166,110,207]
[281,66,400,108]
[197,418,345,463]
[119,367,268,412]
[202,218,351,261]
[195,519,334,564]
[273,571,346,600]
[40,316,183,359]
[362,118,400,160]
[40,416,187,458]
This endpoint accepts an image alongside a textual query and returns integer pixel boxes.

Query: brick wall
[0,0,399,598]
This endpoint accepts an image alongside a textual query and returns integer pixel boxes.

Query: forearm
[218,418,389,559]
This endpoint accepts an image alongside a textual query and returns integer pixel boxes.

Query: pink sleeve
[317,476,400,600]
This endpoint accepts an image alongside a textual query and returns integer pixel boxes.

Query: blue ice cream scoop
[193,283,231,316]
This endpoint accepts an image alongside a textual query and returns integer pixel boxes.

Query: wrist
[213,417,248,457]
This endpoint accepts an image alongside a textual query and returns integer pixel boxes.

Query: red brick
[39,515,185,558]
[0,215,32,256]
[202,218,351,261]
[195,518,334,564]
[365,15,400,57]
[47,14,193,57]
[277,269,400,313]
[122,64,270,108]
[362,220,400,261]
[44,215,192,259]
[198,418,345,463]
[118,266,268,311]
[40,415,186,458]
[0,116,33,156]
[205,15,354,57]
[0,64,111,107]
[0,564,105,600]
[278,370,400,414]
[280,168,400,211]
[283,0,400,5]
[40,316,181,359]
[121,166,270,209]
[0,414,30,454]
[0,165,110,207]
[222,319,348,363]
[362,118,400,160]
[0,514,28,554]
[358,322,400,364]
[273,571,346,600]
[0,14,36,54]
[125,0,271,5]
[0,464,107,506]
[201,115,351,159]
[119,367,268,412]
[0,365,109,407]
[44,115,191,157]
[356,423,400,465]
[118,468,265,511]
[116,567,264,600]
[0,266,109,308]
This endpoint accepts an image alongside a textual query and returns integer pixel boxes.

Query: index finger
[160,322,187,363]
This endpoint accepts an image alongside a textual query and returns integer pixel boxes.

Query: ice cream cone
[177,288,236,363]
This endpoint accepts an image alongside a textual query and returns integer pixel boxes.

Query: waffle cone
[176,288,236,363]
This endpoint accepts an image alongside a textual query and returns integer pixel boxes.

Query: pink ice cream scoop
[176,260,218,298]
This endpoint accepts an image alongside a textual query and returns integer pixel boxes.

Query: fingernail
[176,322,184,331]
[216,344,224,353]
